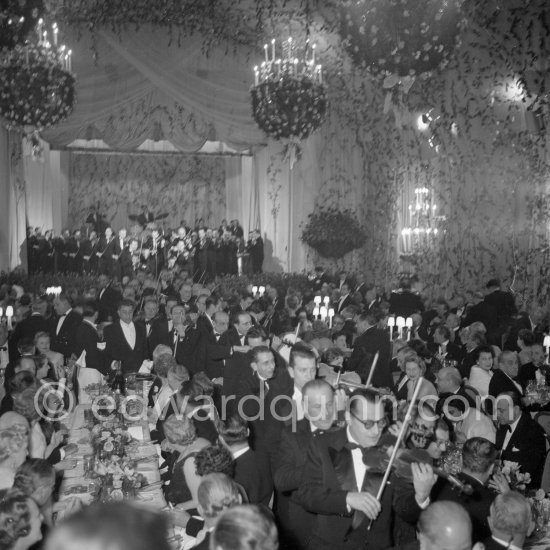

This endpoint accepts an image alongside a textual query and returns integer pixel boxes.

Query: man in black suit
[74,301,109,376]
[171,303,201,372]
[220,311,253,348]
[9,298,49,362]
[388,277,424,317]
[103,299,148,374]
[517,343,550,390]
[336,283,353,314]
[495,390,547,487]
[148,297,179,353]
[311,266,331,292]
[435,366,477,409]
[347,312,392,388]
[484,491,534,550]
[488,351,523,401]
[218,414,272,506]
[97,274,121,323]
[50,294,83,359]
[432,437,499,541]
[431,325,464,363]
[273,379,340,550]
[135,296,161,358]
[483,279,517,328]
[295,389,437,550]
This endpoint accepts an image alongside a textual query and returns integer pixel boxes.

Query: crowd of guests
[25,216,265,280]
[0,269,548,549]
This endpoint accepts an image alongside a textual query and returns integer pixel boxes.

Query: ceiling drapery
[42,27,264,151]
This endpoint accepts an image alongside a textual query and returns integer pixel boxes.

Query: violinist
[295,388,437,550]
[119,238,138,280]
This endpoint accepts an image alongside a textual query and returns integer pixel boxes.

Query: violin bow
[364,351,379,388]
[367,377,424,530]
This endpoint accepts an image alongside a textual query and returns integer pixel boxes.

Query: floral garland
[0,0,45,51]
[339,0,465,77]
[301,207,366,258]
[0,42,75,130]
[251,74,328,140]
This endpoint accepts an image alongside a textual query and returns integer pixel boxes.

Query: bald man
[417,501,474,550]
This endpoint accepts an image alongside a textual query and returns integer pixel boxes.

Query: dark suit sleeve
[391,475,423,525]
[273,429,307,492]
[295,438,350,516]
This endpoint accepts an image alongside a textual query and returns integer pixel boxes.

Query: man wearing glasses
[296,389,437,550]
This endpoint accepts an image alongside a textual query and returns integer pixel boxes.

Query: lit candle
[6,306,13,330]
[252,286,258,295]
[320,306,328,321]
[314,295,322,306]
[313,307,320,319]
[37,18,43,42]
[328,308,334,328]
[287,37,292,60]
[264,44,268,63]
[396,316,405,339]
[387,316,395,336]
[53,25,58,46]
[405,317,413,341]
[0,307,3,318]
[254,66,259,86]
[68,50,72,71]
[271,38,275,62]
[544,335,550,363]
[259,286,265,296]
[323,296,330,306]
[311,43,316,65]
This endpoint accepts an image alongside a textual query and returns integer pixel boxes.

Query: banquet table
[58,403,167,509]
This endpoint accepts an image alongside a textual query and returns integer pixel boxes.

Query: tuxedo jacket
[118,248,134,279]
[336,294,353,314]
[347,327,392,388]
[495,412,547,487]
[488,369,523,400]
[517,362,550,389]
[195,316,232,378]
[74,321,109,376]
[9,314,49,362]
[295,428,423,550]
[103,321,148,374]
[388,290,424,317]
[173,327,201,374]
[50,310,83,358]
[97,285,121,323]
[273,418,319,550]
[432,472,495,541]
[234,447,273,507]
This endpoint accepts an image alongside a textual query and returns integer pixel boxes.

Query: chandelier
[401,187,445,255]
[0,18,75,134]
[250,37,328,144]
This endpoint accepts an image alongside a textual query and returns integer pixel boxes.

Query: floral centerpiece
[301,207,366,258]
[497,461,532,493]
[90,422,132,457]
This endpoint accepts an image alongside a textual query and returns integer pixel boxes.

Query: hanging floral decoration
[339,0,465,77]
[0,41,75,131]
[301,207,366,258]
[0,0,45,51]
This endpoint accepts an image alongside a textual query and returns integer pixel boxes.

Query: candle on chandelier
[258,286,265,296]
[314,295,322,306]
[5,306,13,331]
[254,66,259,86]
[68,50,72,71]
[37,18,43,43]
[287,37,292,60]
[387,316,395,335]
[53,23,58,46]
[544,335,550,363]
[312,43,316,65]
[320,306,328,321]
[0,307,3,318]
[405,317,413,341]
[323,296,330,306]
[271,38,275,62]
[313,306,320,319]
[264,44,268,63]
[252,285,258,295]
[328,308,335,328]
[396,316,405,339]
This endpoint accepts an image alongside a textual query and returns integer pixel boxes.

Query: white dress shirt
[468,366,493,397]
[120,320,136,349]
[346,427,366,491]
[502,414,522,450]
[491,536,521,550]
[292,386,305,421]
[56,308,71,335]
[0,343,9,370]
[232,446,250,460]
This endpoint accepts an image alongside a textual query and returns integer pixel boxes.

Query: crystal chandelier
[250,36,327,146]
[401,187,445,255]
[0,18,75,134]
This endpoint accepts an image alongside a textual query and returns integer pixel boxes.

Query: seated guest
[0,423,29,490]
[425,418,451,464]
[45,501,171,550]
[191,473,242,550]
[416,501,477,550]
[295,388,437,549]
[459,331,487,379]
[273,379,339,550]
[0,371,36,416]
[218,415,272,506]
[162,414,210,507]
[517,342,550,390]
[50,294,83,359]
[516,328,535,366]
[488,351,523,405]
[34,332,64,377]
[194,444,234,480]
[147,344,174,407]
[0,488,44,550]
[148,354,188,415]
[210,505,278,550]
[485,491,534,550]
[495,391,547,487]
[432,437,499,541]
[431,325,464,363]
[403,353,437,403]
[469,346,495,397]
[73,301,109,376]
[393,345,414,401]
[437,394,496,443]
[435,366,477,408]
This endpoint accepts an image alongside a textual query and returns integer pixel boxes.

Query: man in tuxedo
[488,351,523,401]
[311,266,331,292]
[347,312,392,388]
[336,284,353,314]
[103,299,148,374]
[0,325,10,373]
[9,298,49,362]
[247,230,264,274]
[484,491,534,550]
[517,343,550,390]
[97,274,121,323]
[295,388,437,550]
[136,296,160,357]
[388,277,424,317]
[219,311,253,349]
[218,414,272,506]
[273,379,340,550]
[74,301,109,376]
[50,294,83,359]
[432,437,499,541]
[495,391,547,487]
[435,366,477,408]
[97,226,116,276]
[171,303,201,372]
[148,297,178,352]
[431,325,464,363]
[483,279,517,329]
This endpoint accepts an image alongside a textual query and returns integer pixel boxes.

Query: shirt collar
[346,426,360,446]
[491,536,521,550]
[120,319,133,327]
[231,446,250,460]
[508,414,521,433]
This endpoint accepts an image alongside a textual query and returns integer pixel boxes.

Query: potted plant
[300,207,366,258]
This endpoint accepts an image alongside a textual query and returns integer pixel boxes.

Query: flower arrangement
[0,42,75,130]
[339,0,465,77]
[529,489,550,536]
[301,207,366,258]
[90,423,133,456]
[251,74,328,141]
[498,461,532,493]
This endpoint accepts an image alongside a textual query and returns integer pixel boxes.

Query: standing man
[50,294,83,359]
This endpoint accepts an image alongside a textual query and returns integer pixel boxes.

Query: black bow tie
[345,441,364,451]
[145,320,152,326]
[504,425,512,433]
[0,347,6,351]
